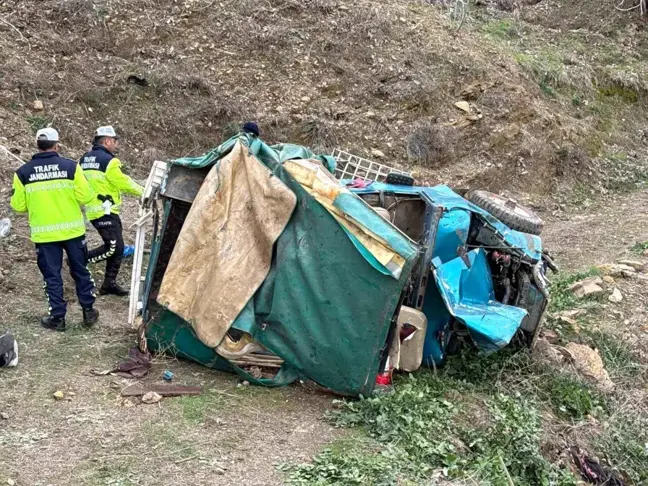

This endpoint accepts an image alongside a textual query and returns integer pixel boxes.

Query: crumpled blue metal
[349,182,541,356]
[348,182,542,262]
[432,248,528,352]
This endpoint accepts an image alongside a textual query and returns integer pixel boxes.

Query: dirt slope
[1,0,648,198]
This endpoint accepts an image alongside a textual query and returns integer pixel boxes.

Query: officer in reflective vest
[79,126,144,296]
[10,128,100,331]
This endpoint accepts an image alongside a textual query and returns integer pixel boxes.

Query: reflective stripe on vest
[31,220,86,235]
[25,180,75,194]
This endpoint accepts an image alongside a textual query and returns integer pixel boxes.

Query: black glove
[97,195,115,204]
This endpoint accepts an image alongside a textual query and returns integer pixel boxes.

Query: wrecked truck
[129,133,554,396]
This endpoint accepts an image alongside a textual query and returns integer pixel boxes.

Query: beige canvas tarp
[157,141,297,348]
[283,158,408,279]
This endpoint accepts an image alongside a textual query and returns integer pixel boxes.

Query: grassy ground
[279,190,648,485]
[282,268,648,485]
[2,170,648,486]
[0,308,340,485]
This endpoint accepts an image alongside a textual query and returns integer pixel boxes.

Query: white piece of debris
[454,101,471,113]
[0,218,11,239]
[33,100,44,111]
[568,277,603,298]
[608,288,623,303]
[142,391,162,404]
[371,148,385,158]
[556,309,587,319]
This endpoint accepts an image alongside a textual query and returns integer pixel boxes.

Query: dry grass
[407,121,458,167]
[0,199,339,486]
[2,0,646,198]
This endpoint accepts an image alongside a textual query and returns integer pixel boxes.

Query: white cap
[95,126,120,139]
[35,127,59,142]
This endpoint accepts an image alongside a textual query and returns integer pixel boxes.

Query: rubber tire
[385,172,415,186]
[467,190,543,235]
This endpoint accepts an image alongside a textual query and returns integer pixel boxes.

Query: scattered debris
[570,447,627,486]
[602,275,615,284]
[91,346,151,378]
[0,218,11,239]
[33,100,43,111]
[535,338,564,364]
[53,390,65,400]
[0,331,18,367]
[454,100,471,112]
[142,391,163,404]
[608,288,623,303]
[541,329,560,343]
[7,479,16,486]
[560,343,614,392]
[248,366,263,379]
[555,309,587,320]
[0,412,8,420]
[460,81,488,100]
[617,259,645,272]
[174,455,197,465]
[450,101,483,127]
[555,314,578,326]
[569,277,604,298]
[121,384,202,397]
[371,148,385,158]
[163,370,174,381]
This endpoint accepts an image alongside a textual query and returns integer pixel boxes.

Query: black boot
[82,307,99,327]
[100,281,128,297]
[41,316,66,332]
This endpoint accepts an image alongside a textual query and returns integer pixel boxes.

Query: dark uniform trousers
[87,214,124,283]
[36,235,96,318]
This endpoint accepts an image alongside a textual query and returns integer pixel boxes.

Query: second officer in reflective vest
[79,126,144,296]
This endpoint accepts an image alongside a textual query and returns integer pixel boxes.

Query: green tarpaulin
[144,134,419,396]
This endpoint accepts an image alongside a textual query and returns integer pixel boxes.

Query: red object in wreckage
[491,251,510,264]
[375,372,392,385]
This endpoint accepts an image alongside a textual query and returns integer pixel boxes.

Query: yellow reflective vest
[11,151,96,243]
[79,145,144,221]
